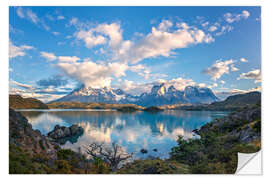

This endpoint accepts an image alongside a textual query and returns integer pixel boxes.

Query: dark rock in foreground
[48,124,84,144]
[9,108,58,158]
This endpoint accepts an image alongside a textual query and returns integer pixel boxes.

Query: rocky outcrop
[9,108,58,158]
[198,104,261,144]
[48,124,84,144]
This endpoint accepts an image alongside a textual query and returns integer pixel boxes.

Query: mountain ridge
[52,84,219,106]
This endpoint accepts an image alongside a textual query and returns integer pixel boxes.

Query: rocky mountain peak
[168,85,177,93]
[54,84,219,106]
[151,83,167,96]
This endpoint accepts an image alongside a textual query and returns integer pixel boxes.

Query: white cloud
[166,77,196,90]
[83,57,92,62]
[73,20,214,64]
[57,61,128,88]
[9,41,34,58]
[69,17,79,26]
[242,10,250,18]
[230,64,239,72]
[66,35,73,39]
[176,22,189,29]
[208,83,218,89]
[16,7,24,18]
[220,80,226,84]
[52,31,60,36]
[158,20,173,31]
[238,69,261,83]
[75,30,107,48]
[198,83,206,88]
[40,52,79,62]
[129,64,168,80]
[46,14,54,21]
[95,23,123,49]
[40,51,57,61]
[203,59,235,81]
[209,25,218,32]
[129,64,146,72]
[10,80,33,89]
[16,7,50,31]
[26,9,39,24]
[9,86,66,103]
[115,23,214,64]
[224,10,250,23]
[201,21,209,27]
[58,56,80,62]
[57,15,65,20]
[215,25,233,36]
[240,58,248,63]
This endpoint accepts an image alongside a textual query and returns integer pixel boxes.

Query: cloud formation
[16,7,50,31]
[9,41,34,58]
[58,56,80,62]
[36,75,68,88]
[57,61,128,88]
[224,10,250,23]
[237,69,261,83]
[73,20,214,65]
[240,58,248,63]
[202,59,235,81]
[40,52,80,63]
[115,23,214,64]
[10,80,33,89]
[40,51,57,61]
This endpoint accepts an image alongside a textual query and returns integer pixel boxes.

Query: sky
[9,6,261,102]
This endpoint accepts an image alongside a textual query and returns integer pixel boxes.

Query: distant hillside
[47,101,144,110]
[9,95,49,109]
[170,91,261,111]
[207,91,261,110]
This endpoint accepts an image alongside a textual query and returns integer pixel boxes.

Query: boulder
[140,149,148,154]
[48,124,84,141]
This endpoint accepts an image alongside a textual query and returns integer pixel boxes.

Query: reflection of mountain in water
[22,110,228,159]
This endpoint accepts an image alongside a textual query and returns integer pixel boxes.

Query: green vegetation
[9,144,111,174]
[118,159,190,174]
[117,106,139,112]
[9,94,49,109]
[169,103,261,174]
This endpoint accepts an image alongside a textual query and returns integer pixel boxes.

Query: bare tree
[84,142,133,171]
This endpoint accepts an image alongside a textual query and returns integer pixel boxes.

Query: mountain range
[52,83,219,106]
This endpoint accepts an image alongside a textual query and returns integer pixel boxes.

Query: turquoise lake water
[18,109,228,159]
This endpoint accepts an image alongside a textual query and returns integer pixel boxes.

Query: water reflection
[20,110,228,159]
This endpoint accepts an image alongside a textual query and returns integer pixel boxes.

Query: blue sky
[9,6,261,102]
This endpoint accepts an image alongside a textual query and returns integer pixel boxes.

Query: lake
[17,109,229,159]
